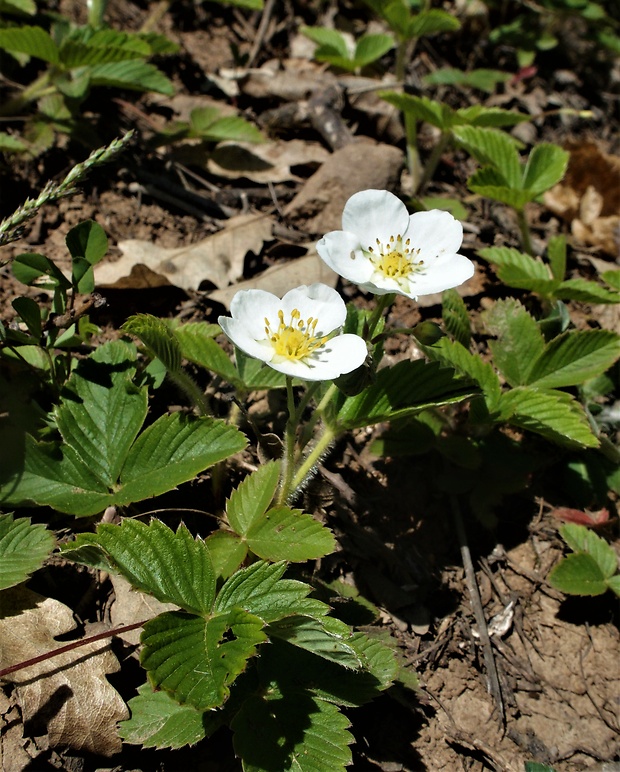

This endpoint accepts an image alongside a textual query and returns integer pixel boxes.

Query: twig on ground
[247,0,277,67]
[450,495,505,725]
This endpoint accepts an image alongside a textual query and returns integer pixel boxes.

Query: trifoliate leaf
[426,337,501,408]
[175,322,240,384]
[123,314,182,373]
[0,514,55,590]
[0,25,59,63]
[554,278,620,304]
[522,143,569,195]
[353,33,394,66]
[453,125,522,188]
[245,506,336,562]
[141,608,267,710]
[88,60,174,95]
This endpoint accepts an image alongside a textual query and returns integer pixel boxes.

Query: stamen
[264,307,327,362]
[365,232,426,285]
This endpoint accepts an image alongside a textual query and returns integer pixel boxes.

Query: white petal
[405,210,463,257]
[317,231,374,285]
[269,333,367,381]
[408,254,475,296]
[218,316,274,363]
[342,189,410,248]
[229,289,280,335]
[280,283,346,334]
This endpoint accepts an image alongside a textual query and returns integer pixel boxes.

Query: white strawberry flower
[218,283,368,381]
[317,189,474,299]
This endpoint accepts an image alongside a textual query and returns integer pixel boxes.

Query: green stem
[405,111,423,194]
[516,207,535,256]
[87,0,108,27]
[417,131,451,193]
[169,370,211,416]
[0,72,54,117]
[290,424,336,496]
[366,293,396,339]
[277,377,298,505]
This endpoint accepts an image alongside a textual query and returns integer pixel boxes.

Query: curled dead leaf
[544,142,620,257]
[0,586,128,756]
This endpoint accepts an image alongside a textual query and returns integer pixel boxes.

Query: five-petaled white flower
[316,189,475,299]
[218,283,368,381]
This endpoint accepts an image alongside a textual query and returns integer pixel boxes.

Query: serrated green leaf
[215,561,328,623]
[227,460,280,534]
[56,340,147,487]
[546,235,566,281]
[189,109,264,144]
[354,33,394,65]
[119,682,217,749]
[116,413,247,507]
[175,322,240,383]
[456,105,529,128]
[442,288,470,347]
[422,68,511,94]
[88,60,174,95]
[301,26,349,57]
[0,0,36,14]
[60,40,149,69]
[498,388,598,448]
[205,530,247,579]
[337,359,475,429]
[548,553,608,596]
[522,143,569,195]
[380,92,453,129]
[58,536,116,572]
[526,330,620,389]
[0,514,55,590]
[246,506,336,562]
[0,25,59,63]
[123,314,182,373]
[407,8,460,36]
[555,279,620,304]
[483,298,544,386]
[561,524,618,579]
[232,693,353,772]
[478,245,558,292]
[141,608,266,710]
[468,176,533,208]
[453,125,522,188]
[425,337,501,408]
[57,341,144,477]
[82,520,217,613]
[267,616,363,669]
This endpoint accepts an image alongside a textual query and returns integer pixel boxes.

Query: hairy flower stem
[168,369,211,416]
[0,620,147,679]
[516,207,535,256]
[277,377,298,505]
[290,424,336,495]
[366,293,396,339]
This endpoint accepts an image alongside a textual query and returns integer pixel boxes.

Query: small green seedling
[301,26,394,72]
[549,523,620,597]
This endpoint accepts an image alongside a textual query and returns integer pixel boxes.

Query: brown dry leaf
[206,140,329,183]
[95,213,275,291]
[238,58,335,101]
[0,690,34,770]
[285,140,404,233]
[544,142,620,257]
[208,249,337,309]
[0,586,128,756]
[109,575,176,646]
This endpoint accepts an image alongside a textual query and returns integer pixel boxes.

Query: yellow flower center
[264,309,327,362]
[367,235,423,279]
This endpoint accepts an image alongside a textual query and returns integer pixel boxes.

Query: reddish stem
[0,620,147,679]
